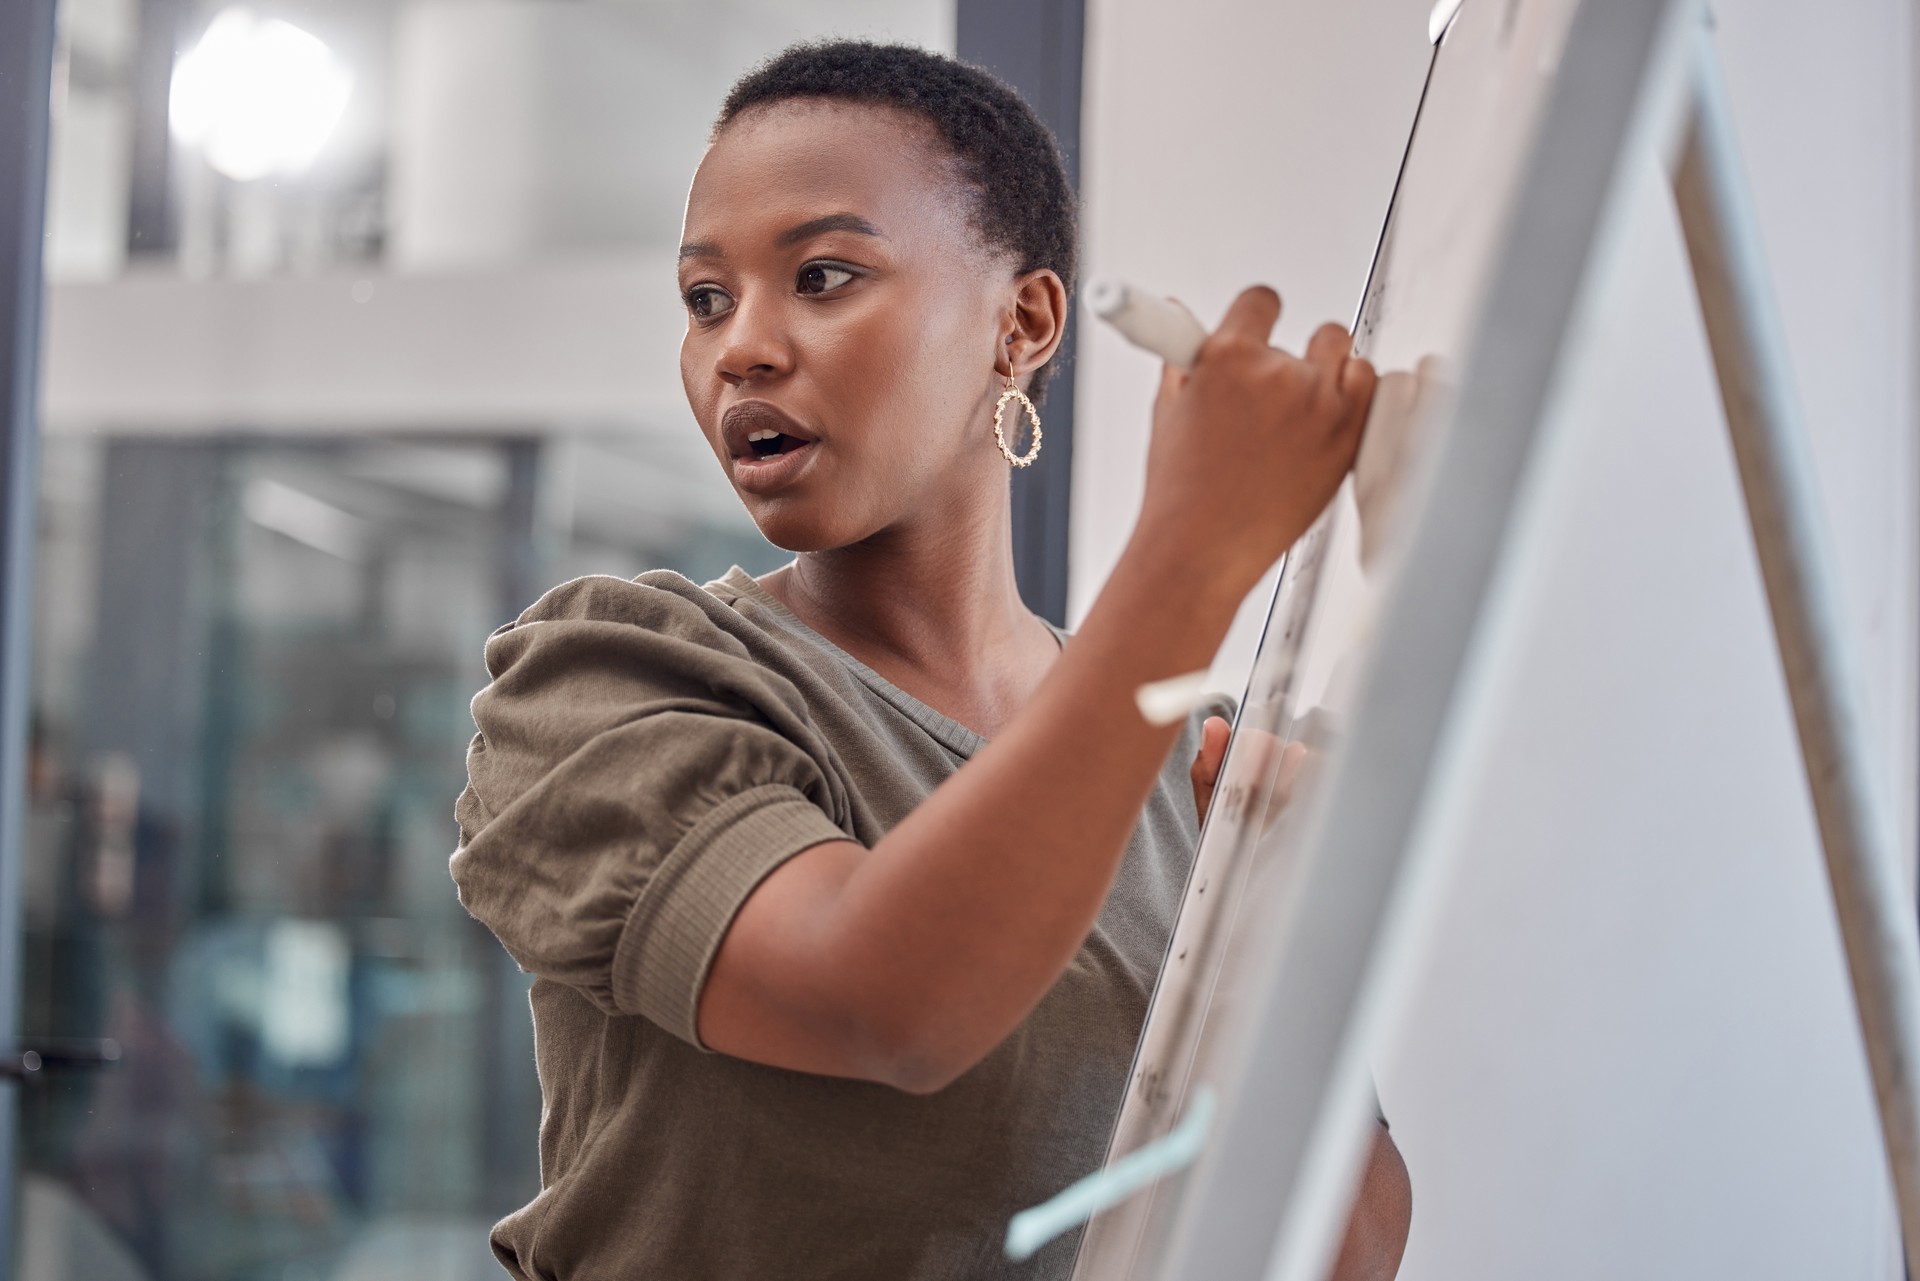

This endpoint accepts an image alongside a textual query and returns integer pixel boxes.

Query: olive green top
[451,566,1214,1280]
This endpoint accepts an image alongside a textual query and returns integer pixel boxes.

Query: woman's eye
[684,286,734,321]
[796,263,856,295]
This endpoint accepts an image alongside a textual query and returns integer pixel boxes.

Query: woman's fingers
[1200,716,1230,776]
[1304,320,1353,376]
[1155,360,1188,405]
[1209,285,1284,350]
[1267,740,1313,824]
[1340,353,1376,398]
[1338,355,1379,444]
[1189,715,1232,821]
[1136,281,1377,595]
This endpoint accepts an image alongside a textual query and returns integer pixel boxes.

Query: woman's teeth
[746,430,797,458]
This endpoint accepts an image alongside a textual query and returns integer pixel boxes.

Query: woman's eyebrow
[678,213,888,264]
[776,213,887,247]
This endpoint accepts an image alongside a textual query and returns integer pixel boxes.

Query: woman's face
[677,102,1055,552]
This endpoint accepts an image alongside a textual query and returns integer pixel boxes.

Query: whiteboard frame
[1146,1,1696,1277]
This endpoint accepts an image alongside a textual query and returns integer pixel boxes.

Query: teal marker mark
[1003,1086,1217,1262]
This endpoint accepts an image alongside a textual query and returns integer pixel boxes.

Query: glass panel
[18,429,804,1278]
[21,438,523,1279]
[23,1,955,1276]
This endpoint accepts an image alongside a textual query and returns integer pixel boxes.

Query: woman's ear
[1000,269,1069,383]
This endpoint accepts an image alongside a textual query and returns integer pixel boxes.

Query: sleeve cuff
[611,783,850,1046]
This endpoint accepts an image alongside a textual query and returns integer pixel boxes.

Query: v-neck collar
[714,565,1067,759]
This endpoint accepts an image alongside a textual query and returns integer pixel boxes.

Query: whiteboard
[1068,1,1668,1276]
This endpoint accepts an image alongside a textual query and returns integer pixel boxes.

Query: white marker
[1005,1087,1217,1261]
[1135,668,1214,727]
[1092,280,1219,725]
[1087,279,1210,371]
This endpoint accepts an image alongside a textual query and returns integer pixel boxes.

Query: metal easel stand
[1146,1,1693,1278]
[1143,2,1920,1277]
[1672,21,1920,1269]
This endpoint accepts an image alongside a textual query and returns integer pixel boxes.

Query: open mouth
[721,401,819,492]
[743,430,811,460]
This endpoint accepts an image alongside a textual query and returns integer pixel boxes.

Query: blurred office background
[10,0,1920,1279]
[20,3,959,1279]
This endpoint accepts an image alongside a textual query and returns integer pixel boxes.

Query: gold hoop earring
[993,374,1043,468]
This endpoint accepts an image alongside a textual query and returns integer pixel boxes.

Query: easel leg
[1672,25,1920,1267]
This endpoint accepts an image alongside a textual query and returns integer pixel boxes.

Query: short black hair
[717,41,1077,401]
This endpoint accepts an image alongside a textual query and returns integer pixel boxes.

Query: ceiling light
[170,7,353,182]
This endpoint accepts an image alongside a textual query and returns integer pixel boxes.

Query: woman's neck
[758,482,1059,734]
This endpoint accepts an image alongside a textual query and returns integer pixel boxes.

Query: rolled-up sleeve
[450,576,851,1047]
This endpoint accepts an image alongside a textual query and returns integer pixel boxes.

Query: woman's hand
[1191,717,1314,830]
[1133,287,1375,600]
[1190,715,1231,821]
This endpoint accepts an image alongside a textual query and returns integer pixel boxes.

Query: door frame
[0,0,57,1267]
[957,0,1086,626]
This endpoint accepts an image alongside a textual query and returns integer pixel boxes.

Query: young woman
[452,41,1411,1281]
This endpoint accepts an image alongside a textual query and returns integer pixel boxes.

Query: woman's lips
[721,400,820,496]
[731,437,818,495]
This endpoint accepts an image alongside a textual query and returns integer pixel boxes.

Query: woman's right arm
[699,286,1374,1093]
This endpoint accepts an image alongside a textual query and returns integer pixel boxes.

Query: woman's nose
[715,298,795,386]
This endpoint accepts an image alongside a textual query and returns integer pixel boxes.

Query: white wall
[388,0,954,269]
[41,257,694,432]
[1073,0,1438,675]
[1075,1,1916,1277]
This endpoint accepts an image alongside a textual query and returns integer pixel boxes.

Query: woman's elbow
[860,1008,987,1095]
[879,1059,968,1097]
